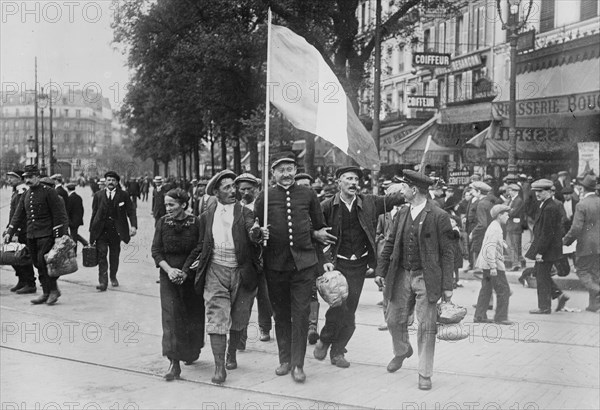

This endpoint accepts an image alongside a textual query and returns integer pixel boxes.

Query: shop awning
[465,123,495,148]
[380,123,422,149]
[387,115,449,155]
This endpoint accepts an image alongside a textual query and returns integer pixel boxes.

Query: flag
[269,24,380,170]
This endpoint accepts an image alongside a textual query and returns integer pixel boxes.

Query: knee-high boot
[210,334,227,384]
[226,330,241,370]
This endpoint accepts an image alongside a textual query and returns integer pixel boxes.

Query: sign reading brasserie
[407,96,438,109]
[493,91,600,119]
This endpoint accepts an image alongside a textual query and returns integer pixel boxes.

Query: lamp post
[496,0,533,174]
[27,135,37,166]
[39,87,48,175]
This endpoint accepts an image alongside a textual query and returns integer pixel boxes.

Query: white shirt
[340,195,356,212]
[212,202,235,247]
[410,200,427,220]
[563,199,573,220]
[106,188,116,200]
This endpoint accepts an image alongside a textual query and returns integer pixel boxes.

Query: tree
[1,149,22,175]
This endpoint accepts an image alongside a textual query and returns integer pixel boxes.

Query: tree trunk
[220,132,227,171]
[194,138,200,179]
[153,158,159,176]
[304,132,316,177]
[181,150,187,181]
[232,123,241,174]
[248,135,259,177]
[163,160,169,177]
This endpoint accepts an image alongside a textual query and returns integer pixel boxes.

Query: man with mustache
[314,166,404,368]
[4,165,69,305]
[254,152,331,383]
[182,170,263,384]
[89,171,138,291]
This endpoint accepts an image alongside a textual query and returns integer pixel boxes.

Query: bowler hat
[104,171,120,182]
[22,165,40,177]
[335,166,363,179]
[577,174,598,190]
[490,204,511,219]
[235,173,259,185]
[398,170,434,189]
[531,179,554,191]
[294,173,314,183]
[270,151,296,169]
[207,169,237,194]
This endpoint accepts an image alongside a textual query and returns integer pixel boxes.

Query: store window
[398,45,405,73]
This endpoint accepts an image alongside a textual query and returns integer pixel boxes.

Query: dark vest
[401,211,422,271]
[338,201,369,258]
[106,192,118,224]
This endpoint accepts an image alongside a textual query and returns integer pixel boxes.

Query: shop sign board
[493,91,600,119]
[412,52,451,67]
[448,169,471,186]
[578,142,599,176]
[407,96,438,109]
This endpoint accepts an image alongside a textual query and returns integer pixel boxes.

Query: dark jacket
[525,197,563,262]
[8,183,68,239]
[465,198,479,235]
[255,183,326,272]
[506,195,525,233]
[56,185,69,204]
[320,191,404,268]
[182,202,261,293]
[152,187,167,220]
[470,193,501,254]
[66,192,85,228]
[376,200,454,303]
[89,188,137,244]
[126,180,141,198]
[7,184,28,241]
[563,193,600,257]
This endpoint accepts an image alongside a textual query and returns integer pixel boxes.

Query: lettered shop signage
[492,91,600,119]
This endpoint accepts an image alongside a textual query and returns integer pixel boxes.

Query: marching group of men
[3,156,599,390]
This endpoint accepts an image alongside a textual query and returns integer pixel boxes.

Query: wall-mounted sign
[517,30,536,53]
[407,96,438,109]
[492,91,600,119]
[412,52,451,67]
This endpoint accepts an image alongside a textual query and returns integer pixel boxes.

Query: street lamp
[496,0,533,174]
[39,87,48,175]
[27,135,37,166]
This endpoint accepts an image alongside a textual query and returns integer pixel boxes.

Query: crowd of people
[3,158,599,391]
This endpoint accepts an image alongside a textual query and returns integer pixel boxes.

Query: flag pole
[418,134,432,174]
[263,8,272,246]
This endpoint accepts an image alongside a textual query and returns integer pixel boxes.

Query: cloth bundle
[437,301,469,341]
[44,235,78,277]
[316,270,348,308]
[0,243,32,266]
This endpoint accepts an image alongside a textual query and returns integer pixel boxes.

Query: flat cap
[50,173,63,181]
[561,186,574,195]
[99,178,106,183]
[40,177,56,187]
[235,173,259,185]
[206,169,237,194]
[294,173,314,183]
[381,180,392,189]
[558,170,569,177]
[335,166,363,179]
[490,204,511,219]
[472,181,492,192]
[502,174,517,182]
[507,183,521,191]
[7,170,23,179]
[22,164,40,177]
[483,174,494,181]
[270,151,296,169]
[104,171,120,182]
[399,170,434,189]
[531,179,554,191]
[66,182,77,190]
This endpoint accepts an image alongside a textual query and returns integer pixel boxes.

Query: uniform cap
[7,170,23,179]
[398,170,434,189]
[270,151,296,169]
[22,165,40,177]
[530,179,554,191]
[335,166,363,179]
[490,204,511,219]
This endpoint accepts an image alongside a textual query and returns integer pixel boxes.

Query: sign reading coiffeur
[407,96,438,109]
[412,52,451,67]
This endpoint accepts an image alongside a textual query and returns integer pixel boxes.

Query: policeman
[4,165,69,305]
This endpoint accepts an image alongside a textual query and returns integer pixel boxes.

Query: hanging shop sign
[407,96,438,109]
[448,169,471,186]
[412,52,451,67]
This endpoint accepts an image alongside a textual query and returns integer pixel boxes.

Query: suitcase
[0,243,32,266]
[82,245,98,268]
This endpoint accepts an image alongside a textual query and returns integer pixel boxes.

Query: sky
[1,0,131,109]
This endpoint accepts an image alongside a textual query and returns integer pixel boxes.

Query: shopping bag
[46,248,78,277]
[437,301,467,324]
[82,244,98,268]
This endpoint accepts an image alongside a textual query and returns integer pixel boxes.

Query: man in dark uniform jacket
[89,171,138,291]
[3,170,36,294]
[4,165,69,305]
[526,179,569,314]
[254,153,330,383]
[66,182,89,253]
[51,174,69,204]
[314,166,404,368]
[375,170,454,391]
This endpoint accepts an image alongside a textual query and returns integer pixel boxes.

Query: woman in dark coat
[151,188,205,381]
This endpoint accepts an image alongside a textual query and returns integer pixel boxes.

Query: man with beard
[3,170,36,294]
[4,165,69,305]
[234,173,272,344]
[314,166,404,368]
[89,171,138,291]
[254,153,331,383]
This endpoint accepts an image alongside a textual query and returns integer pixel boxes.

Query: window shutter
[448,75,455,102]
[447,19,455,56]
[464,70,473,100]
[581,0,598,20]
[540,0,555,33]
[462,12,470,56]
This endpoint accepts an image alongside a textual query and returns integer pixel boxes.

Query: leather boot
[226,330,241,370]
[31,293,50,305]
[210,334,227,384]
[164,359,181,381]
[10,280,25,292]
[46,290,61,305]
[307,300,319,345]
[96,272,108,291]
[16,283,37,294]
